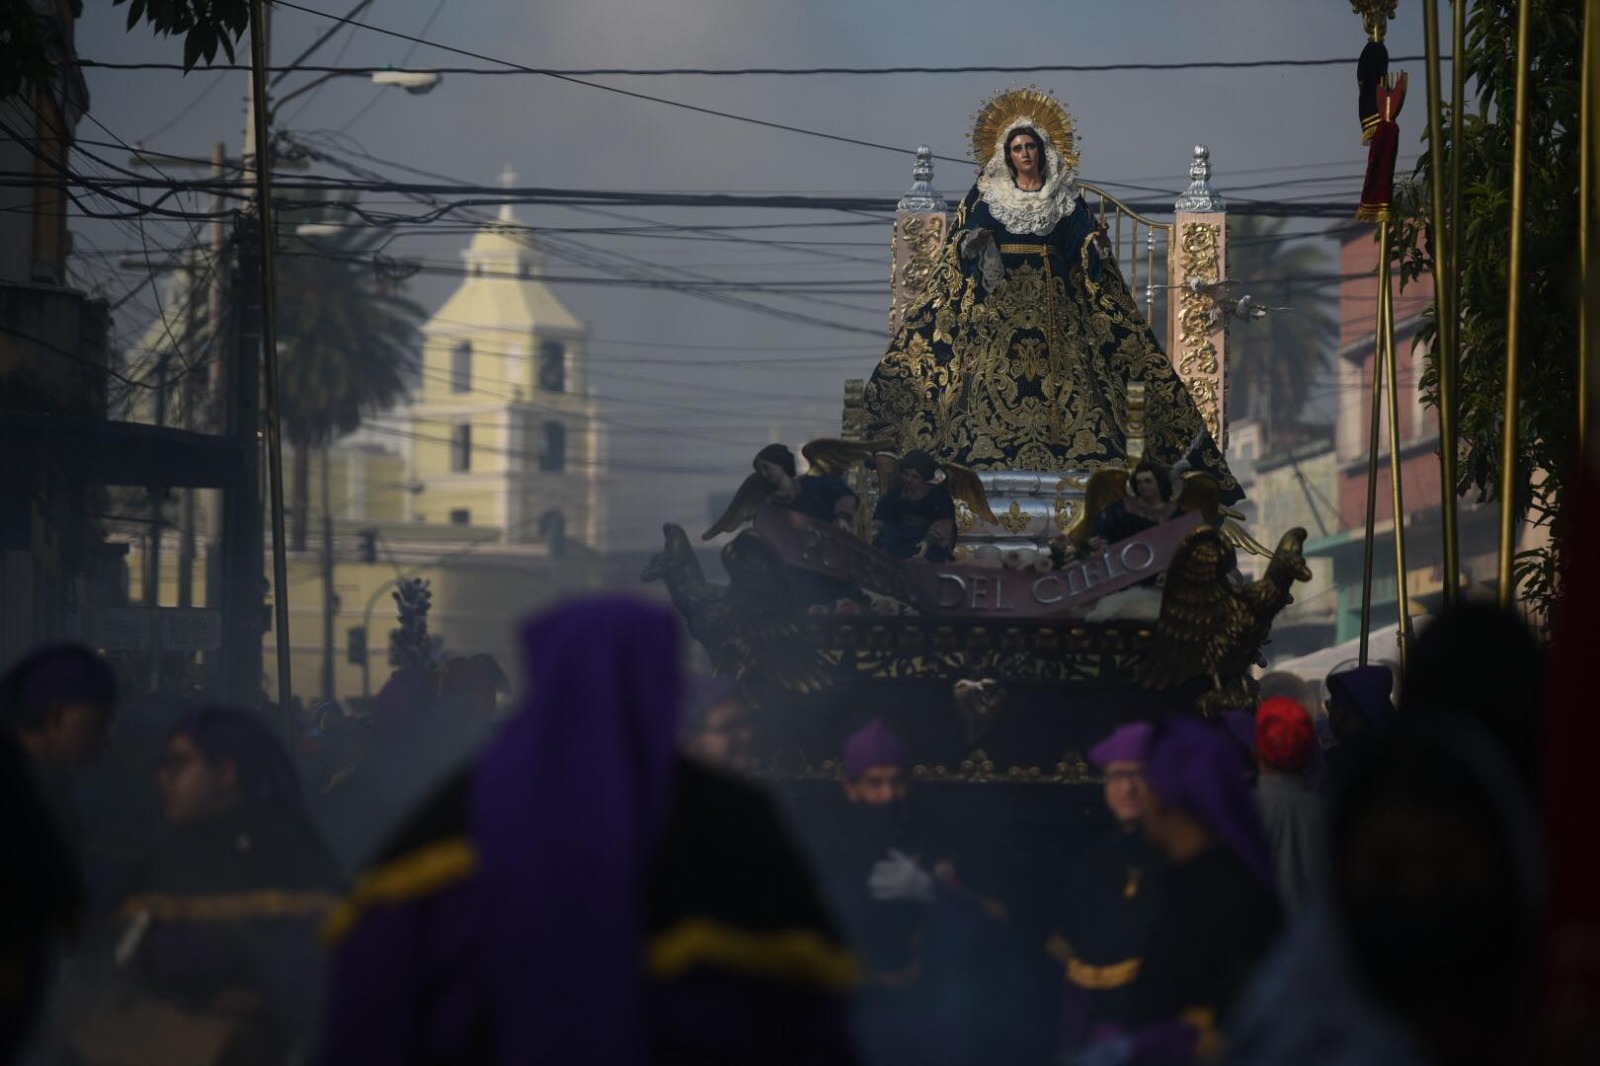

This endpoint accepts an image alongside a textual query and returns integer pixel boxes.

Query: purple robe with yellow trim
[318,598,858,1065]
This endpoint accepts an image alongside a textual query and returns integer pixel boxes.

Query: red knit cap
[1255,696,1316,771]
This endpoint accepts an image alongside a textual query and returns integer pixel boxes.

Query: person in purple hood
[1323,664,1395,792]
[1073,716,1282,1065]
[1049,722,1165,1056]
[318,596,859,1065]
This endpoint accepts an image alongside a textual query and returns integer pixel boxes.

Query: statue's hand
[957,228,994,259]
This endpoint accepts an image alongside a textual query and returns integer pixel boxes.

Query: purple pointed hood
[1145,715,1276,893]
[1089,721,1154,768]
[843,718,908,780]
[471,596,683,1065]
[1326,664,1396,734]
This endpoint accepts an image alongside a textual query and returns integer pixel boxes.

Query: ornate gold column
[890,146,949,337]
[1170,145,1229,453]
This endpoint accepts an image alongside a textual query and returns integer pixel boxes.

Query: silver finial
[897,145,946,214]
[1174,144,1225,212]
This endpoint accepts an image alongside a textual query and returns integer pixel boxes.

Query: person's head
[1256,696,1316,774]
[682,676,754,772]
[842,718,909,806]
[0,643,117,768]
[1257,670,1319,711]
[753,443,797,488]
[1142,715,1274,889]
[1130,460,1174,504]
[1325,663,1395,746]
[1004,126,1047,185]
[440,654,510,722]
[1402,602,1542,788]
[1332,725,1539,1063]
[157,706,305,825]
[1090,721,1153,826]
[898,450,939,500]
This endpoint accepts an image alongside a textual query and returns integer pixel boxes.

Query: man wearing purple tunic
[804,718,1008,1066]
[318,597,858,1065]
[1049,722,1164,1055]
[1074,717,1282,1065]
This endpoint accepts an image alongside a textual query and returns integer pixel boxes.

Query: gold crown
[970,87,1079,172]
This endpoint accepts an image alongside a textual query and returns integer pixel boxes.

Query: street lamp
[271,68,443,115]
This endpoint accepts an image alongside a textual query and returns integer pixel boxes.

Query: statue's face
[1133,470,1162,502]
[1008,132,1042,182]
[899,467,929,498]
[755,459,789,489]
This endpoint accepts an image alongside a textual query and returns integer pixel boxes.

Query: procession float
[643,89,1314,889]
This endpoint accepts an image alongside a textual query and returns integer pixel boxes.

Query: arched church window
[538,340,566,393]
[540,421,567,472]
[539,509,566,556]
[451,341,472,393]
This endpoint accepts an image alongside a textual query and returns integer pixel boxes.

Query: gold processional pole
[1380,221,1413,671]
[1582,0,1596,452]
[1423,0,1460,606]
[1498,0,1535,610]
[1359,264,1387,668]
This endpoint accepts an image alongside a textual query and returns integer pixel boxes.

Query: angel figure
[872,450,994,563]
[703,443,858,541]
[1059,452,1275,565]
[1092,459,1179,548]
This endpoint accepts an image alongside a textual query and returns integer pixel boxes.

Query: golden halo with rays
[970,87,1079,172]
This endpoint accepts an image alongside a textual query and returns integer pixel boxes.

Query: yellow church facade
[406,178,604,552]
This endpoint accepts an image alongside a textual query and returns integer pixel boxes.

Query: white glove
[868,848,935,902]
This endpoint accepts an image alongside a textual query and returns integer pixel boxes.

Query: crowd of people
[0,596,1567,1065]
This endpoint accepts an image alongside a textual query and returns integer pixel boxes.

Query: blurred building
[1300,228,1502,647]
[1228,419,1340,660]
[1,5,119,663]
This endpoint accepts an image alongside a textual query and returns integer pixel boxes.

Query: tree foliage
[275,192,424,549]
[113,0,251,69]
[0,0,249,102]
[1392,0,1581,620]
[1225,215,1337,441]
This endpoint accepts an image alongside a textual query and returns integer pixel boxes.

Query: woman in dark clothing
[119,707,344,1059]
[872,450,959,563]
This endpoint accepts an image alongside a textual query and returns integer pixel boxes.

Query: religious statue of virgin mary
[863,89,1240,501]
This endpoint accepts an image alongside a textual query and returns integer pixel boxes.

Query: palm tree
[1225,216,1337,444]
[274,195,423,550]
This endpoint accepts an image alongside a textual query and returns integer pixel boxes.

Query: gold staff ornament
[970,87,1080,174]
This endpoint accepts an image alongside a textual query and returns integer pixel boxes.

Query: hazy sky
[71,0,1434,549]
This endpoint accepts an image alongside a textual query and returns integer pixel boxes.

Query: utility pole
[246,0,296,733]
[146,350,168,692]
[219,217,266,704]
[321,447,337,701]
[176,245,201,608]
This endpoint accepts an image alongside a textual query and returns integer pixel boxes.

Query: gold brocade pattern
[863,190,1237,496]
[1176,222,1226,446]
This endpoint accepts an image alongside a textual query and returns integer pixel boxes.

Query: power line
[78,54,1448,77]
